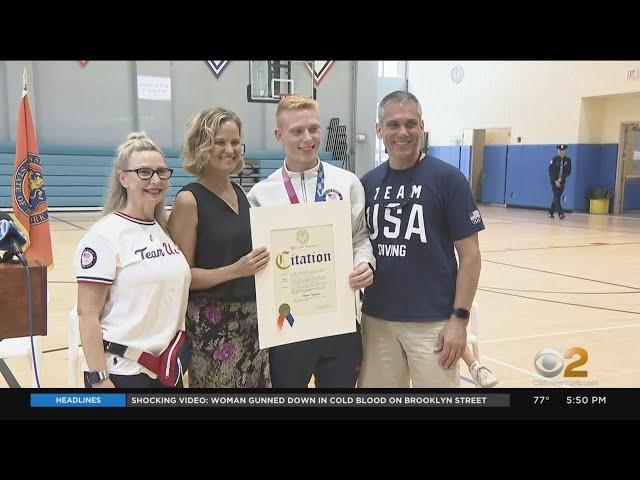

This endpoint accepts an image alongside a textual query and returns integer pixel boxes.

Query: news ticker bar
[31,393,510,408]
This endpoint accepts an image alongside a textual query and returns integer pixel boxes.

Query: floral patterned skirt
[186,297,271,388]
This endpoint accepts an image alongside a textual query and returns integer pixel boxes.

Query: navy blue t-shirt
[360,155,485,322]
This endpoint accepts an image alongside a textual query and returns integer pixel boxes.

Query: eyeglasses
[122,168,173,180]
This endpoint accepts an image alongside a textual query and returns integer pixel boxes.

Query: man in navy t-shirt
[359,91,485,388]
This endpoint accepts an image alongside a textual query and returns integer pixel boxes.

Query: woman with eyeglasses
[168,108,271,388]
[73,132,191,388]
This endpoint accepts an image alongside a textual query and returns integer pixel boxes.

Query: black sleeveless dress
[178,182,270,388]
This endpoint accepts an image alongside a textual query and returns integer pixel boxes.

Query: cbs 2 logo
[534,347,588,378]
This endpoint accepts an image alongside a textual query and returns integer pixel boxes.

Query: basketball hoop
[247,61,314,104]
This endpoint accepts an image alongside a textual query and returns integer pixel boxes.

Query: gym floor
[1,205,639,388]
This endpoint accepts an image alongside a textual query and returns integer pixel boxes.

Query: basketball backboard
[247,61,315,103]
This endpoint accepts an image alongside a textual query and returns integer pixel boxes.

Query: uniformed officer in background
[548,144,572,219]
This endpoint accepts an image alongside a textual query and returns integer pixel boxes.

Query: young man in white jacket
[247,95,375,388]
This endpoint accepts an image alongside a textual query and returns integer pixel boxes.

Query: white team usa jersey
[73,211,191,377]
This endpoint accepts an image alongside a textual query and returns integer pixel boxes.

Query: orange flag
[11,78,53,268]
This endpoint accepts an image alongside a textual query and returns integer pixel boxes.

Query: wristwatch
[86,370,110,385]
[452,308,470,320]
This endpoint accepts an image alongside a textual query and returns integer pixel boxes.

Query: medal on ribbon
[276,303,295,330]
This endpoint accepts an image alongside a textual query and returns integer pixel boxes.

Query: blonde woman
[74,132,191,388]
[169,108,270,388]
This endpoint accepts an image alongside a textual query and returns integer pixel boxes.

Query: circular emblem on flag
[322,189,343,201]
[81,247,97,269]
[14,154,49,225]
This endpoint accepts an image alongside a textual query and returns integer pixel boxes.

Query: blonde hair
[182,108,245,176]
[275,95,319,128]
[103,132,168,230]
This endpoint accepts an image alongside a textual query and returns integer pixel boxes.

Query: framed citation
[250,201,355,348]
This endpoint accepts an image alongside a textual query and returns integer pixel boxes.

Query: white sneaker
[470,365,499,388]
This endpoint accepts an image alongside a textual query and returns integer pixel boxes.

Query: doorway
[614,122,640,214]
[480,127,511,204]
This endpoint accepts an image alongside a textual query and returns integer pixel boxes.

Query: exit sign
[627,69,639,80]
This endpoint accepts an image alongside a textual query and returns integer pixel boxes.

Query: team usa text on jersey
[134,242,182,261]
[366,184,426,257]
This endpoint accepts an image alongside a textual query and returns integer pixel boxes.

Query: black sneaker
[548,212,554,218]
[559,213,565,219]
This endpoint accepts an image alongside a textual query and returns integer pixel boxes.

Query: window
[375,61,408,166]
[375,102,386,166]
[379,61,407,78]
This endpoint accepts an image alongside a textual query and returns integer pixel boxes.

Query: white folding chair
[453,250,480,358]
[468,300,480,361]
[458,299,481,387]
[0,286,48,388]
[0,336,43,388]
[67,307,85,387]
